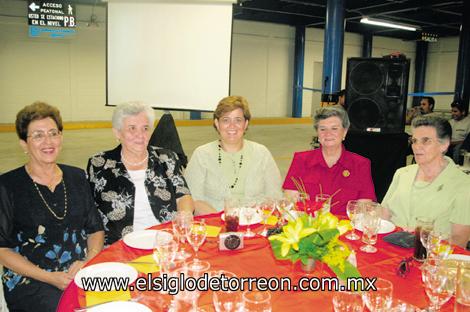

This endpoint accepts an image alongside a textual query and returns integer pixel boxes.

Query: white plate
[448,254,470,262]
[355,219,396,234]
[123,230,172,250]
[74,262,138,291]
[87,301,151,312]
[221,208,263,226]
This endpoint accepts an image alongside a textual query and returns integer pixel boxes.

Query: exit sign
[28,1,76,28]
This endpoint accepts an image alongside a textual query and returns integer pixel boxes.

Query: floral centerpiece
[268,179,360,280]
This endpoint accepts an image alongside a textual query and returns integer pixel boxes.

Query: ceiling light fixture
[360,17,418,32]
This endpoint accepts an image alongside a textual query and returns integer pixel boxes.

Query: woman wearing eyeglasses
[184,96,282,212]
[87,102,194,245]
[0,102,104,312]
[382,115,470,248]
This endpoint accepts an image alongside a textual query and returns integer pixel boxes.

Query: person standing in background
[448,100,470,163]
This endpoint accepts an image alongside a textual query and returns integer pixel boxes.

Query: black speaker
[345,57,410,133]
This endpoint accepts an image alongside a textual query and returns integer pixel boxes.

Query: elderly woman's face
[411,126,449,166]
[114,112,151,155]
[214,108,248,145]
[317,116,347,149]
[20,117,62,165]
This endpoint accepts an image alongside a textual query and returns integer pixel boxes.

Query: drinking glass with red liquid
[224,198,240,232]
[413,217,434,261]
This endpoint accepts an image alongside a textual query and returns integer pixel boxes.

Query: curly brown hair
[15,101,63,141]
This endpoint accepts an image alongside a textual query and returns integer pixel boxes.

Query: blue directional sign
[27,1,76,28]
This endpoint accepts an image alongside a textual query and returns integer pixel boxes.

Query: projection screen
[107,0,234,111]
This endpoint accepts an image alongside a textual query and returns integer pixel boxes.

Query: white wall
[0,0,460,123]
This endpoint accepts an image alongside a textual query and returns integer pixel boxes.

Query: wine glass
[185,221,210,271]
[242,201,257,238]
[421,258,454,311]
[275,197,295,224]
[172,210,193,259]
[258,198,276,236]
[362,278,393,312]
[210,270,242,312]
[360,204,381,253]
[332,290,364,312]
[426,230,453,259]
[345,200,362,240]
[315,193,331,213]
[153,230,179,273]
[242,290,272,312]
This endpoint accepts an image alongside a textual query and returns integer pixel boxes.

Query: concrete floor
[0,123,315,177]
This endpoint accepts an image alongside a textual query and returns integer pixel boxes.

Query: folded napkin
[263,215,278,225]
[86,289,131,307]
[128,254,160,274]
[205,225,222,237]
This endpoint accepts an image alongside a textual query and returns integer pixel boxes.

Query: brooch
[343,170,350,177]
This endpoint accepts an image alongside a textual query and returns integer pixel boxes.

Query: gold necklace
[33,179,68,220]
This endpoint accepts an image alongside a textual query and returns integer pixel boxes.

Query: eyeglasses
[219,117,245,126]
[27,129,62,142]
[408,137,435,146]
[396,257,413,277]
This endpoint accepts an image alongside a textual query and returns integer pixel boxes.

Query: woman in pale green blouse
[184,96,282,212]
[382,115,470,248]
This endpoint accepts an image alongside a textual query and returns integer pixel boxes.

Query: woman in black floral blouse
[0,102,104,312]
[87,102,194,245]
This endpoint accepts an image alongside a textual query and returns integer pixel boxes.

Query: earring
[24,151,28,154]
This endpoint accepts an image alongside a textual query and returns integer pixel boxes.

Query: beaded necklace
[218,143,244,189]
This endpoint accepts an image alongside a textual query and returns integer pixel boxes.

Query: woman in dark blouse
[0,102,104,312]
[87,102,194,245]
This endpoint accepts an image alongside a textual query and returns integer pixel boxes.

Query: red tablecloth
[57,212,469,311]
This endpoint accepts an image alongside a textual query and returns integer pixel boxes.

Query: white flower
[94,177,107,192]
[104,159,117,169]
[91,156,105,167]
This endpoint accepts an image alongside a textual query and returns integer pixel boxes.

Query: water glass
[242,290,272,312]
[360,204,381,253]
[172,211,193,259]
[315,193,331,213]
[426,230,453,259]
[421,258,454,311]
[345,200,362,241]
[455,260,470,311]
[210,270,242,312]
[362,278,393,312]
[153,229,178,273]
[332,290,364,312]
[414,217,434,261]
[242,200,258,238]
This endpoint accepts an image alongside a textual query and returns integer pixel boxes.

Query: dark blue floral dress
[0,165,103,312]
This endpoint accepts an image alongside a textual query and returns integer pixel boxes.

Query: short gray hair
[313,106,350,130]
[112,102,155,130]
[411,114,452,143]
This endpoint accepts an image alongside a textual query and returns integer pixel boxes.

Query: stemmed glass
[421,258,454,311]
[346,200,362,241]
[153,230,179,274]
[242,290,272,312]
[242,201,257,238]
[360,203,381,253]
[185,221,210,271]
[426,230,453,259]
[420,225,434,258]
[172,210,193,260]
[258,198,276,236]
[275,197,295,224]
[362,278,393,312]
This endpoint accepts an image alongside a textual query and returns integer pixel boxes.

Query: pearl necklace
[218,143,244,189]
[121,151,149,166]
